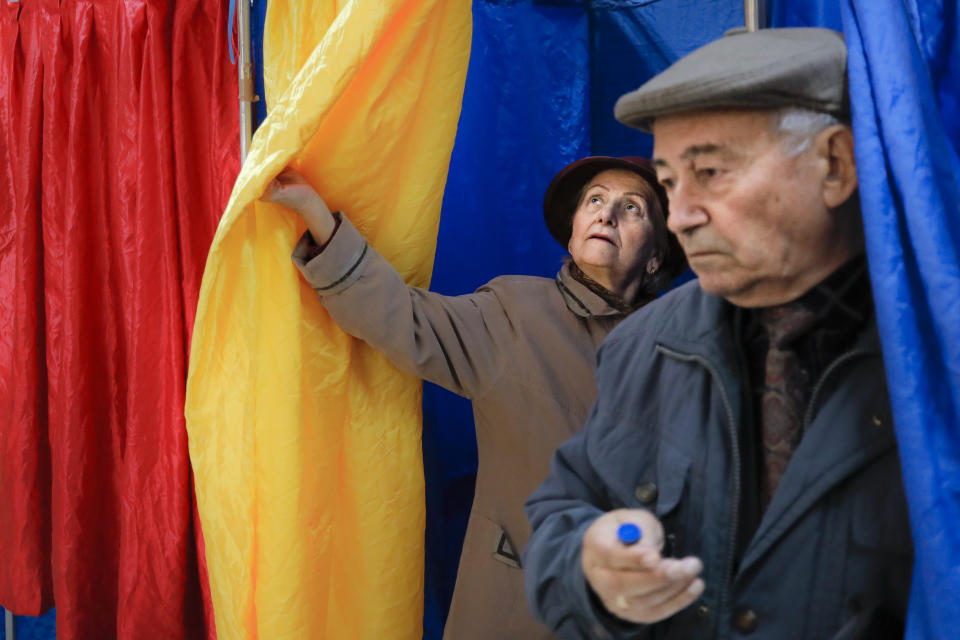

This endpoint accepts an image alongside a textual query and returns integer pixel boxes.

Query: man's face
[653,109,854,307]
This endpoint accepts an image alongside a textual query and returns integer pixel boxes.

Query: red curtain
[0,0,238,637]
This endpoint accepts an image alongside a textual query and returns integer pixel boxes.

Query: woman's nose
[596,203,616,225]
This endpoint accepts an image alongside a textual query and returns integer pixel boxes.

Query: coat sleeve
[291,215,510,399]
[523,349,652,640]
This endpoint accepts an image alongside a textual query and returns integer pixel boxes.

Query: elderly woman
[262,156,684,640]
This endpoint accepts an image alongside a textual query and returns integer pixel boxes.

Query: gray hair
[770,107,844,156]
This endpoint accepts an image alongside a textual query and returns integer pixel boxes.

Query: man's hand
[582,509,704,624]
[261,167,337,245]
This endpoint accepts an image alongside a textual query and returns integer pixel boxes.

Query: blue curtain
[841,1,960,638]
[0,607,55,640]
[425,5,590,634]
[250,0,269,127]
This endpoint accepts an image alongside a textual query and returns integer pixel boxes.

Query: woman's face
[567,169,660,297]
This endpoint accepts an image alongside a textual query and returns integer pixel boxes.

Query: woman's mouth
[588,234,616,246]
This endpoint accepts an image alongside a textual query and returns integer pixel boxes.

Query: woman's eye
[589,196,602,205]
[697,167,719,179]
[624,202,639,213]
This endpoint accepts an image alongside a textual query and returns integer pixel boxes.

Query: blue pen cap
[617,522,642,545]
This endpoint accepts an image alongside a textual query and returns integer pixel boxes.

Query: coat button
[695,603,710,620]
[731,606,758,633]
[872,414,883,426]
[634,482,658,505]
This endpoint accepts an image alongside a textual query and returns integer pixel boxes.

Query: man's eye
[658,177,675,189]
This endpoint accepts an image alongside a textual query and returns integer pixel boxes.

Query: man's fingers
[591,556,701,604]
[597,555,702,582]
[583,513,703,624]
[615,577,705,624]
[633,567,702,610]
[639,578,705,622]
[594,546,661,571]
[647,577,705,618]
[662,557,703,581]
[585,528,662,571]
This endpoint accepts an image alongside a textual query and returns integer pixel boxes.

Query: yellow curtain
[184,2,471,638]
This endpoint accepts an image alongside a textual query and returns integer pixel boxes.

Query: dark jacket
[524,280,913,640]
[293,215,629,640]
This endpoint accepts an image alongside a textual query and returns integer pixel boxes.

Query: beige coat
[292,216,628,640]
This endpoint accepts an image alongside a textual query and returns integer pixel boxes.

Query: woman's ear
[816,125,858,209]
[646,255,661,275]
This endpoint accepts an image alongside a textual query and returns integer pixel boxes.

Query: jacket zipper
[804,348,878,428]
[656,344,740,633]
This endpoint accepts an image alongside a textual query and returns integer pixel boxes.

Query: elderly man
[523,28,912,640]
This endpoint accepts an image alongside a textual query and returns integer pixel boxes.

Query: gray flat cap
[615,27,849,132]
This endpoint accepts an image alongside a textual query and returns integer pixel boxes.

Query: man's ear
[815,125,858,209]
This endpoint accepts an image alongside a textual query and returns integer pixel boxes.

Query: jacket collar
[555,261,625,319]
[655,285,745,393]
[652,284,892,580]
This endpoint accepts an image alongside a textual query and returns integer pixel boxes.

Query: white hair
[771,107,844,156]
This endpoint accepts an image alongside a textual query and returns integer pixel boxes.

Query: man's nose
[666,186,708,234]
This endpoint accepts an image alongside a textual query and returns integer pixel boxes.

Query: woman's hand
[262,168,323,212]
[262,167,337,245]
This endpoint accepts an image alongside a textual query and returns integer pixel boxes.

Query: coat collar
[555,261,626,319]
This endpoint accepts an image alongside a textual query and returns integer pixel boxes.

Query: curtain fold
[0,0,52,616]
[0,0,238,637]
[185,1,471,638]
[841,1,960,638]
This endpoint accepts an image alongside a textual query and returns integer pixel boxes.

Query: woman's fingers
[260,167,320,212]
[262,167,306,201]
[273,167,306,186]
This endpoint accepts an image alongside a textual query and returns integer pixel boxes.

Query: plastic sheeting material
[184,2,471,639]
[0,1,237,638]
[842,1,960,638]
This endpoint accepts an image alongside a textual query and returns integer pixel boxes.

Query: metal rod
[744,0,768,31]
[5,608,15,640]
[237,0,255,162]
